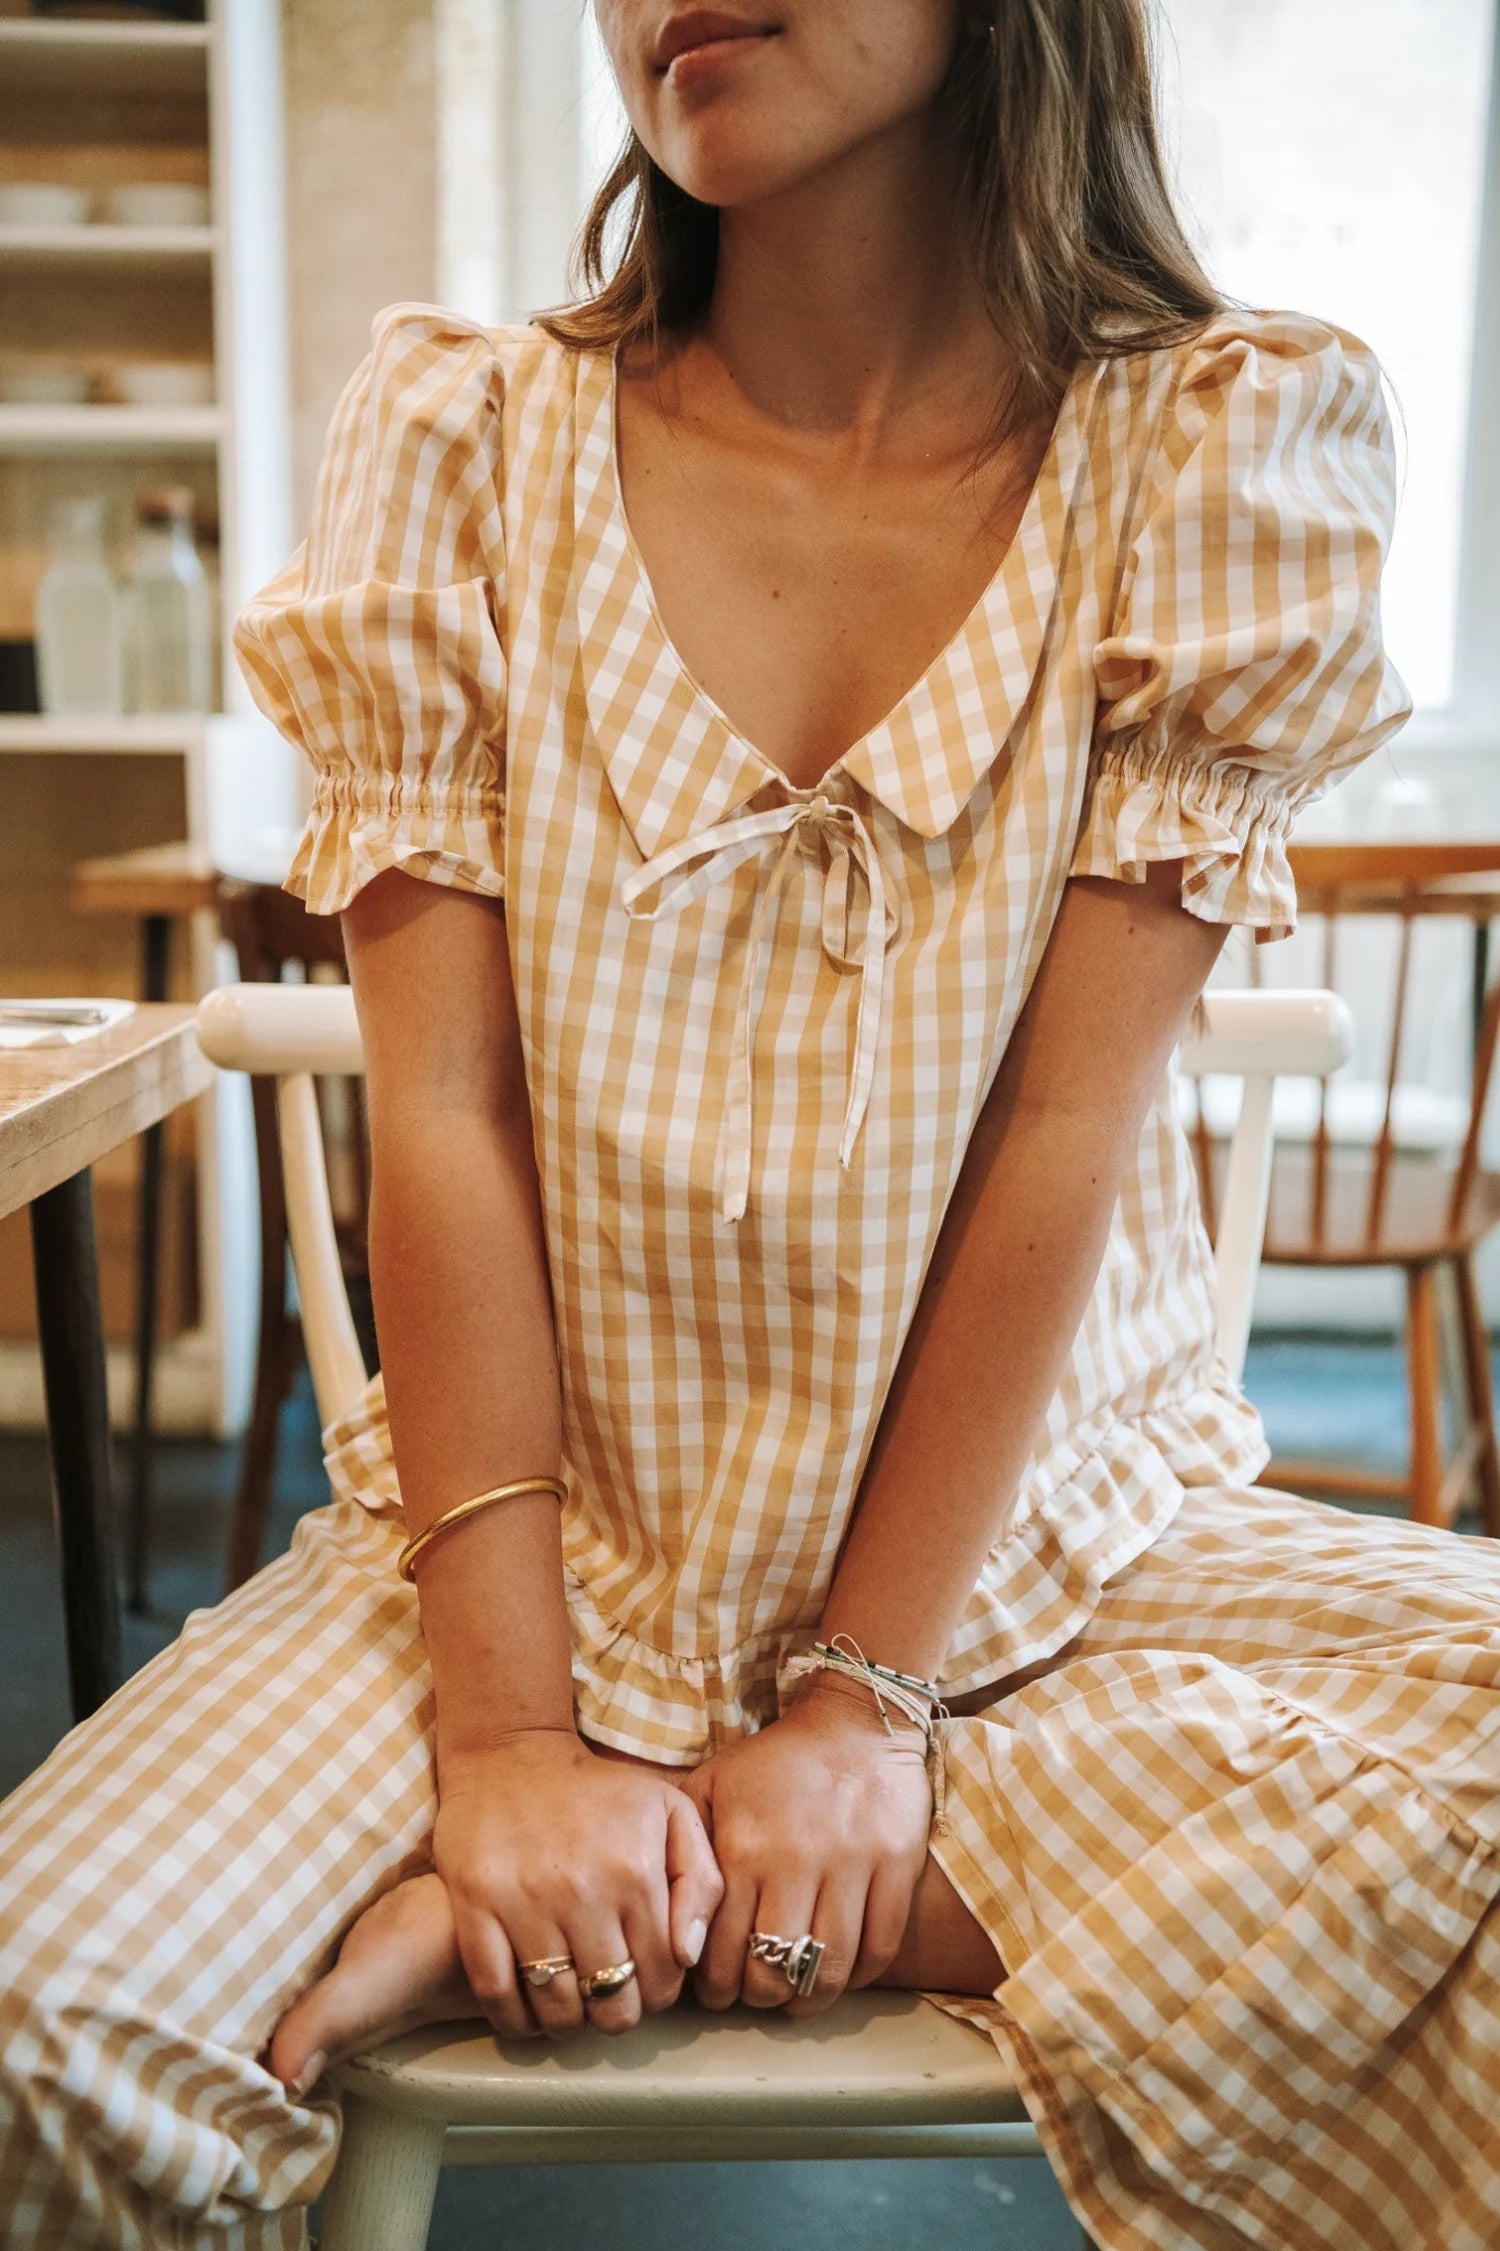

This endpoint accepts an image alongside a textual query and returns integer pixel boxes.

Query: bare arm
[340,870,720,2040]
[690,861,1228,2014]
[342,868,572,1754]
[821,859,1228,1674]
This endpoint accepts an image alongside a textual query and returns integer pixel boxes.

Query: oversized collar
[569,344,1106,862]
[568,347,1106,1221]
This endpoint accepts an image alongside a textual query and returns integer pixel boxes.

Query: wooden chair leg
[225,1075,295,1591]
[1406,1263,1445,1527]
[317,2093,445,2251]
[1455,1250,1500,1538]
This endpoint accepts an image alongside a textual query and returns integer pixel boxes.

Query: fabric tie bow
[620,790,898,1223]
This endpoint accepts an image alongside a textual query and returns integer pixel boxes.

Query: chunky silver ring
[748,1929,826,1998]
[578,1957,637,2001]
[520,1955,574,1990]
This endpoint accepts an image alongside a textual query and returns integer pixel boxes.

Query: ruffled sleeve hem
[287,769,506,916]
[1070,735,1299,942]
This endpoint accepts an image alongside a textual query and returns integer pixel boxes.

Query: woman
[4,2,1498,2246]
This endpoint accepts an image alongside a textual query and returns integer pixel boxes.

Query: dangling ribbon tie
[619,791,898,1223]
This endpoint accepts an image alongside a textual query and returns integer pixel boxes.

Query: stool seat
[319,1995,1047,2247]
[332,1990,1022,2131]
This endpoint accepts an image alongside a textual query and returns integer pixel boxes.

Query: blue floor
[0,1336,1488,2246]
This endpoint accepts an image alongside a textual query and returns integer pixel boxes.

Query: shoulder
[1091,307,1396,552]
[353,299,583,432]
[1115,307,1389,461]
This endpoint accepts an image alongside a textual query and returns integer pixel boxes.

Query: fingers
[784,1880,867,2019]
[449,1899,535,2041]
[623,1892,686,2018]
[565,1912,644,2035]
[664,1790,723,1970]
[509,1930,585,2037]
[694,1872,759,2010]
[847,1857,920,1992]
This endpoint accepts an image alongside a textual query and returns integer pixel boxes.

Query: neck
[703,112,1001,445]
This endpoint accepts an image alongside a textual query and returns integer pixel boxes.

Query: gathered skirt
[3,1480,1499,2250]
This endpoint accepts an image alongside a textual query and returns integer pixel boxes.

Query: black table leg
[127,912,172,1613]
[1474,921,1492,1061]
[30,1168,123,1723]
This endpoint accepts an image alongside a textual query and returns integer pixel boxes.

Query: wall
[280,0,439,520]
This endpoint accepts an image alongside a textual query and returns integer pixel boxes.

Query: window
[1158,0,1497,723]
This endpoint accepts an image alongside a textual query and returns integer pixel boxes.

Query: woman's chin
[655,123,831,215]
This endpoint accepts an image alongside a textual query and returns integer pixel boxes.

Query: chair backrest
[1267,842,1500,1246]
[216,877,371,1255]
[196,981,1353,1423]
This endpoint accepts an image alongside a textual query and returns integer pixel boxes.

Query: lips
[653,9,779,73]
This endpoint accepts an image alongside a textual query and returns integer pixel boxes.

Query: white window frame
[1437,2,1500,765]
[435,0,588,332]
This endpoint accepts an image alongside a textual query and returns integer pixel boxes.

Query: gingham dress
[6,303,1500,2251]
[232,300,1407,1759]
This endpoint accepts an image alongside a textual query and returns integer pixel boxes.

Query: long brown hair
[539,0,1222,427]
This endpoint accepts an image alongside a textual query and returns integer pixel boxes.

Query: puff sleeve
[1070,314,1411,939]
[232,302,508,914]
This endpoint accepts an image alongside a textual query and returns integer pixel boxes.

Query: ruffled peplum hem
[319,1372,1272,1768]
[940,1383,1270,1694]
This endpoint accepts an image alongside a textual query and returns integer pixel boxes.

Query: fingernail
[289,2052,326,2099]
[684,1918,708,1965]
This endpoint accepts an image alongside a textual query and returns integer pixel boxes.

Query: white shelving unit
[0,2,304,1437]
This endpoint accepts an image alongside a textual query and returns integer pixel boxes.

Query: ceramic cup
[0,365,92,405]
[104,183,211,228]
[0,182,92,226]
[112,362,215,408]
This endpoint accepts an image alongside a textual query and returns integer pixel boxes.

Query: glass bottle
[123,484,214,714]
[35,494,125,715]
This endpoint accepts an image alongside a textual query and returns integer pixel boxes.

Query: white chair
[196,980,1353,2251]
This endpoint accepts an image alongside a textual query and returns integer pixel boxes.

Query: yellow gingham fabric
[234,301,1408,1763]
[3,1486,1499,2249]
[5,303,1500,2251]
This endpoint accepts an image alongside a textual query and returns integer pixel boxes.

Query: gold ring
[578,1957,636,2000]
[520,1955,574,1989]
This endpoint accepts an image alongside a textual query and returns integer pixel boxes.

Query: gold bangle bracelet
[396,1476,566,1584]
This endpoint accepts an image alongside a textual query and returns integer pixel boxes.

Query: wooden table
[0,1006,211,1720]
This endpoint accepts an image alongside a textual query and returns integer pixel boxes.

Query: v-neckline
[602,346,1087,802]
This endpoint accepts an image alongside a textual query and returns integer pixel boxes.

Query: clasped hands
[436,1672,933,2041]
[265,1673,936,2093]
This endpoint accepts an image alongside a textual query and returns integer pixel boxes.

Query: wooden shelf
[0,404,220,453]
[0,0,294,1438]
[0,18,209,101]
[0,225,217,279]
[0,714,209,756]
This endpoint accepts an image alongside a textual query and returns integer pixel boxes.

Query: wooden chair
[212,880,371,1590]
[196,978,1348,2251]
[1191,842,1500,1533]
